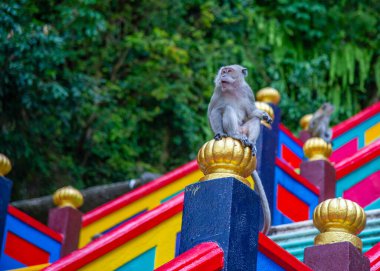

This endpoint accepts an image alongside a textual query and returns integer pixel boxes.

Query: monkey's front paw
[262,113,273,124]
[251,145,257,156]
[214,133,227,140]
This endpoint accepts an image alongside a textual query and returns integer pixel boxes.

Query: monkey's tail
[251,170,271,234]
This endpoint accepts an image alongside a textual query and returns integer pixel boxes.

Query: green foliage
[1,0,379,199]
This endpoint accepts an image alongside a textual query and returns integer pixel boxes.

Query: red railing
[82,160,197,227]
[335,140,380,179]
[365,242,380,271]
[332,101,380,139]
[43,194,184,271]
[155,242,224,271]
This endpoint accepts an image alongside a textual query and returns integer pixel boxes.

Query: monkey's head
[319,102,334,116]
[215,65,248,92]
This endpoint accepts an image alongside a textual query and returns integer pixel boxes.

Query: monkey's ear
[242,68,248,77]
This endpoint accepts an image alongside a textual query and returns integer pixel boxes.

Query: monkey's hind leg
[209,108,227,140]
[222,105,245,141]
[243,118,261,156]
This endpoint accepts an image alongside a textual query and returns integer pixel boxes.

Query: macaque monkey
[208,65,273,154]
[207,64,272,234]
[308,103,334,143]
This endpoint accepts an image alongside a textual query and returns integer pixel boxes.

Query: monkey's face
[320,103,334,116]
[216,65,248,92]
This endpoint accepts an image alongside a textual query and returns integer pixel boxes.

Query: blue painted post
[0,155,12,259]
[179,178,261,271]
[255,101,281,221]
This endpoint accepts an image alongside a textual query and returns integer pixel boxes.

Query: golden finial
[197,137,256,188]
[255,102,275,128]
[0,154,12,176]
[53,186,84,209]
[256,87,281,105]
[300,114,313,130]
[313,198,366,251]
[303,137,332,161]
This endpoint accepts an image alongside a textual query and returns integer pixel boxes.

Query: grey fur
[308,103,334,143]
[207,64,272,234]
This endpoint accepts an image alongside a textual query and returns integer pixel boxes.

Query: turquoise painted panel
[365,198,380,210]
[115,247,156,271]
[333,114,380,149]
[336,157,380,196]
[257,251,285,271]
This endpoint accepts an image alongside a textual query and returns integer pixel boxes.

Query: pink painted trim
[82,160,198,227]
[7,205,63,243]
[343,171,380,207]
[333,101,380,139]
[154,242,224,271]
[258,233,312,271]
[335,140,380,180]
[43,194,184,271]
[279,124,304,146]
[365,242,380,271]
[275,158,320,195]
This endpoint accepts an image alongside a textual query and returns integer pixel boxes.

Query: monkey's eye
[228,69,232,73]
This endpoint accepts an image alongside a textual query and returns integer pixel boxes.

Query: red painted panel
[281,145,302,169]
[155,242,224,271]
[277,185,309,222]
[333,101,380,138]
[343,171,380,207]
[7,206,63,242]
[83,160,198,227]
[4,231,50,266]
[336,140,380,179]
[330,138,358,163]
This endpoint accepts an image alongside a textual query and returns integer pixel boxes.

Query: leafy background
[1,0,379,200]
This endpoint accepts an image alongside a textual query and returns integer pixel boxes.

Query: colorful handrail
[7,206,63,242]
[82,161,197,227]
[45,190,315,271]
[365,242,380,271]
[43,194,184,271]
[332,101,380,139]
[154,242,224,271]
[335,140,380,180]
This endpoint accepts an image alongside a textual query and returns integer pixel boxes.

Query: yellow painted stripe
[79,170,202,247]
[365,122,380,145]
[7,263,50,271]
[79,212,182,270]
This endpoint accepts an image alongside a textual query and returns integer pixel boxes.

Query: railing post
[300,137,336,202]
[0,154,12,258]
[304,198,370,271]
[255,87,281,218]
[179,138,261,271]
[48,186,84,257]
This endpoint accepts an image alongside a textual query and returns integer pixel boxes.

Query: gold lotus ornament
[303,137,332,161]
[197,137,256,188]
[0,154,12,176]
[256,87,281,105]
[53,186,84,209]
[300,114,313,130]
[313,198,366,251]
[255,102,275,129]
